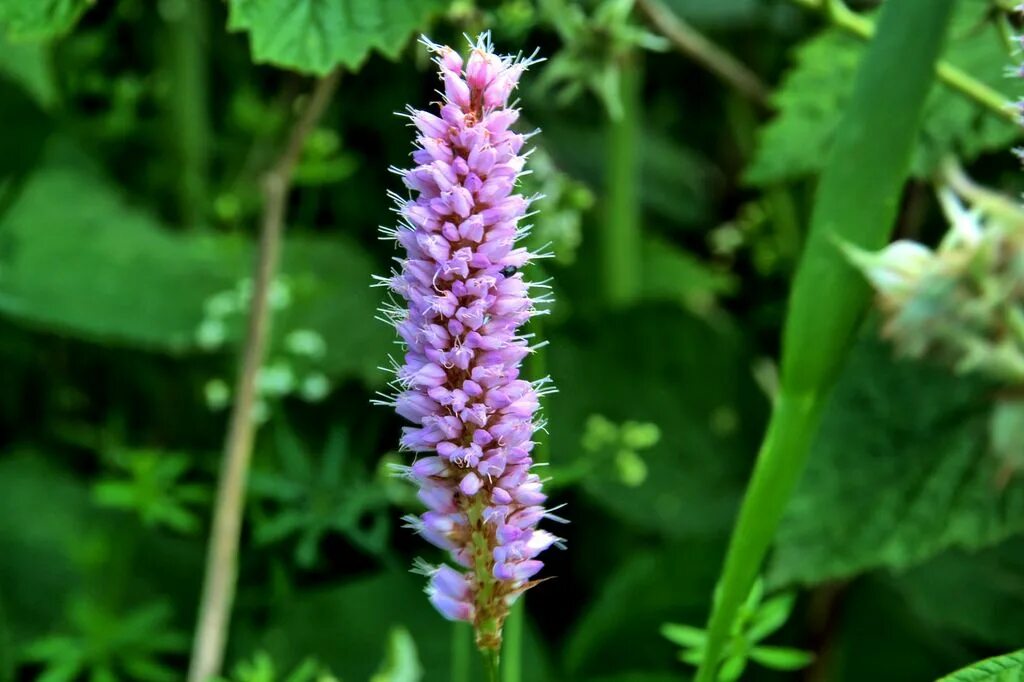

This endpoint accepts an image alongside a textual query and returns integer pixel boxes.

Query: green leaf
[369,628,423,682]
[746,0,1020,186]
[640,235,737,312]
[0,0,92,41]
[226,0,448,75]
[746,593,795,643]
[660,624,707,649]
[0,149,390,385]
[939,650,1024,681]
[769,339,1024,586]
[748,645,813,671]
[0,453,92,647]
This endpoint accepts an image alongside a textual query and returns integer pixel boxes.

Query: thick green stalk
[602,53,643,308]
[166,0,210,228]
[694,0,958,680]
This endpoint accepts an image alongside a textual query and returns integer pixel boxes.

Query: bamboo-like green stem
[165,0,210,228]
[602,53,643,308]
[694,392,823,682]
[501,598,524,682]
[451,623,472,682]
[790,0,1015,124]
[693,0,957,678]
[186,71,340,682]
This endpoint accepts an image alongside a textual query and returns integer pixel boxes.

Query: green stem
[166,0,210,228]
[483,648,501,682]
[694,392,822,682]
[602,52,643,308]
[501,598,524,682]
[790,0,1014,124]
[451,623,472,682]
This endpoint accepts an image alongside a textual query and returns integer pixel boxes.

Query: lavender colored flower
[376,33,562,651]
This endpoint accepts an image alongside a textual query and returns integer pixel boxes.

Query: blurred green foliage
[2,0,1024,680]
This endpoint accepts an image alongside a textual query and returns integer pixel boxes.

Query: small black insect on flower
[500,265,518,277]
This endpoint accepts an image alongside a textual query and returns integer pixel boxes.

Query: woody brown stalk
[187,70,340,682]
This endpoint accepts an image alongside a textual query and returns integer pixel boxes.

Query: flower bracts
[378,33,561,650]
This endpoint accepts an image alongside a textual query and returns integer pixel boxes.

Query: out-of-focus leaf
[894,539,1024,649]
[0,73,49,217]
[640,235,736,312]
[564,540,721,677]
[0,35,57,107]
[939,650,1024,681]
[0,154,390,384]
[369,628,422,682]
[226,0,448,75]
[746,0,1020,185]
[0,161,249,351]
[769,339,1024,587]
[548,305,765,538]
[0,0,92,41]
[832,578,973,682]
[535,120,717,229]
[0,453,91,646]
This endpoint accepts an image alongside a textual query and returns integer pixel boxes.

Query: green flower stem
[602,52,643,308]
[790,0,1015,124]
[694,0,957,679]
[501,598,524,682]
[483,649,501,682]
[165,0,210,228]
[451,623,472,682]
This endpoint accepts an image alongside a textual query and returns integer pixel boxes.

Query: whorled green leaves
[227,0,448,75]
[746,0,1020,186]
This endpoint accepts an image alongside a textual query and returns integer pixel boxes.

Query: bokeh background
[1,0,1023,680]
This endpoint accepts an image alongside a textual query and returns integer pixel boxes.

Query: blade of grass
[694,0,958,679]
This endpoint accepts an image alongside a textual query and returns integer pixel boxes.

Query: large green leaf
[940,651,1024,682]
[769,339,1024,587]
[0,152,390,384]
[0,0,91,41]
[226,0,448,75]
[746,0,1020,185]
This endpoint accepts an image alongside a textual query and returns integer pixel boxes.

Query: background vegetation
[1,0,1022,680]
